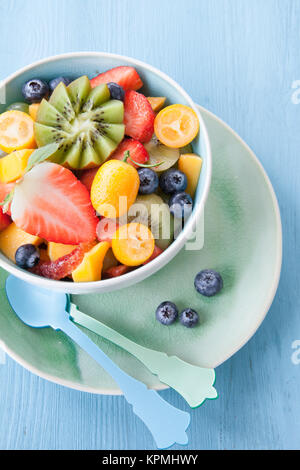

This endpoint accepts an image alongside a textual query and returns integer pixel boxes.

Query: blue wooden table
[0,0,299,450]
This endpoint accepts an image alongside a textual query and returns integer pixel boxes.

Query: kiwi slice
[34,76,125,169]
[127,194,174,249]
[144,135,180,172]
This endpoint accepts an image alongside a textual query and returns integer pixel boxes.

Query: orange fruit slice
[0,111,36,152]
[154,104,199,148]
[112,223,154,266]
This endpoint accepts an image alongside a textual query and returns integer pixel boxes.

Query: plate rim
[1,105,282,395]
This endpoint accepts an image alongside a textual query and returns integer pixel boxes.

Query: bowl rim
[0,51,212,294]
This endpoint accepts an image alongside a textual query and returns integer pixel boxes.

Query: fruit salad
[0,66,203,282]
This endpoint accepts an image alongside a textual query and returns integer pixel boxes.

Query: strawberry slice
[104,264,130,278]
[32,246,84,280]
[0,210,11,231]
[110,138,149,168]
[79,167,99,192]
[91,66,143,91]
[124,91,155,143]
[11,162,98,245]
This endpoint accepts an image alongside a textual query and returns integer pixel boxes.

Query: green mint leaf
[0,190,14,213]
[25,142,60,172]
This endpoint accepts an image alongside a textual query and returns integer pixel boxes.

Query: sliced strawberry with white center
[110,138,149,168]
[11,162,98,244]
[124,91,155,143]
[91,66,143,90]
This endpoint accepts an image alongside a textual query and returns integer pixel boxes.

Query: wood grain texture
[0,0,299,450]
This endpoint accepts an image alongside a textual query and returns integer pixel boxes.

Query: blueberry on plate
[15,244,40,269]
[179,308,199,328]
[168,191,193,219]
[156,301,178,325]
[107,82,125,101]
[49,76,71,92]
[194,269,223,297]
[22,79,49,103]
[159,169,187,194]
[138,167,159,194]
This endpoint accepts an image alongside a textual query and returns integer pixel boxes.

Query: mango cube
[147,97,166,113]
[0,222,41,261]
[0,149,34,183]
[72,241,110,282]
[47,242,77,261]
[178,154,203,198]
[29,103,40,121]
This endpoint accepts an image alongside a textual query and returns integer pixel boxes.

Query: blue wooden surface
[0,0,299,450]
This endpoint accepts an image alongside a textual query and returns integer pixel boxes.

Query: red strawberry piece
[0,182,14,216]
[104,264,130,278]
[143,245,163,265]
[124,91,155,143]
[0,210,11,231]
[91,66,143,91]
[31,242,95,280]
[11,162,98,245]
[79,167,99,192]
[96,218,119,243]
[110,138,149,168]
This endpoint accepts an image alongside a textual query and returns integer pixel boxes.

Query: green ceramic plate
[0,106,282,394]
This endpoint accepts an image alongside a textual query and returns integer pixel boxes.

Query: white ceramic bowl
[0,52,212,294]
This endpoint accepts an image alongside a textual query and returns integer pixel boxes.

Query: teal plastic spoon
[69,300,217,408]
[5,276,190,449]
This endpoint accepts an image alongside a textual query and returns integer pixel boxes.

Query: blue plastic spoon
[5,275,190,449]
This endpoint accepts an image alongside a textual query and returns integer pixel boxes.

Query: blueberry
[15,244,40,269]
[22,79,49,103]
[156,301,178,325]
[179,308,199,328]
[107,82,125,101]
[160,169,187,194]
[138,168,159,194]
[194,270,223,297]
[168,192,193,219]
[49,76,71,92]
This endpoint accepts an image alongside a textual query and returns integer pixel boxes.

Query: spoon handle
[70,303,217,408]
[60,316,190,449]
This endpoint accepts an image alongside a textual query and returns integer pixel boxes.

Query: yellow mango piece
[178,154,203,197]
[147,97,166,113]
[29,103,40,121]
[0,222,42,261]
[72,241,110,282]
[0,149,34,183]
[47,242,77,261]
